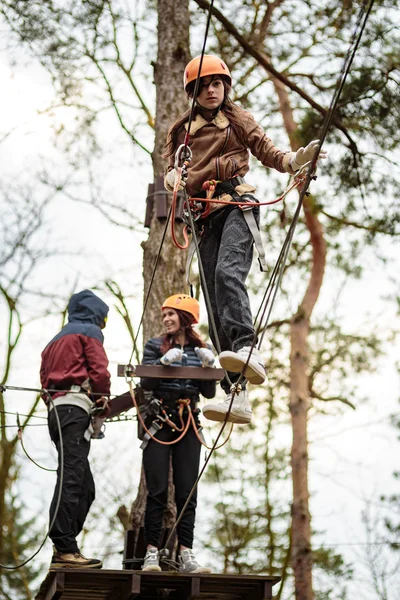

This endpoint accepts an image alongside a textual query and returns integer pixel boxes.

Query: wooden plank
[44,572,64,600]
[120,573,141,600]
[188,576,201,600]
[107,392,134,418]
[35,568,281,600]
[117,364,224,381]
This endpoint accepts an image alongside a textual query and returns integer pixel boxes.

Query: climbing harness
[128,380,233,451]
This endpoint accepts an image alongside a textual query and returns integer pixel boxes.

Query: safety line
[17,413,57,472]
[0,393,64,570]
[160,0,375,557]
[252,0,375,348]
[183,0,215,146]
[127,201,174,366]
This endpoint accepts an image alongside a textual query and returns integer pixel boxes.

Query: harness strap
[140,420,163,450]
[241,207,268,272]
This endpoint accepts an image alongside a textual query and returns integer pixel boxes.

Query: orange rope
[170,173,306,250]
[129,381,191,445]
[190,410,234,450]
[128,381,233,449]
[189,174,306,208]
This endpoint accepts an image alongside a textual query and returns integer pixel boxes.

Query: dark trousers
[48,405,95,553]
[143,426,201,549]
[199,206,259,392]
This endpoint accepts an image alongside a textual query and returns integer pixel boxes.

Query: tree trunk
[290,197,326,600]
[130,0,191,535]
[141,0,191,343]
[274,78,327,599]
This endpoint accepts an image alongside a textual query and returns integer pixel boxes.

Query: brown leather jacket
[166,105,294,197]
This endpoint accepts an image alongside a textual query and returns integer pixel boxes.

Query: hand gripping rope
[169,152,311,251]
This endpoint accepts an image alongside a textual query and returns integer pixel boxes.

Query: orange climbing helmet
[183,55,232,92]
[162,294,200,324]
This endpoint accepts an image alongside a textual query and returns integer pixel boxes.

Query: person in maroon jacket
[40,289,111,570]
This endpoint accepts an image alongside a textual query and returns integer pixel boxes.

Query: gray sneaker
[178,549,211,574]
[142,547,161,572]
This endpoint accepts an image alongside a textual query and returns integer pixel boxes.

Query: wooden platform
[35,569,281,600]
[117,364,225,381]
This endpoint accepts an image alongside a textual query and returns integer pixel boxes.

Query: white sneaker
[142,547,161,572]
[202,389,252,424]
[219,346,266,385]
[178,549,211,574]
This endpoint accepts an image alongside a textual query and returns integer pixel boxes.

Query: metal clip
[174,144,192,169]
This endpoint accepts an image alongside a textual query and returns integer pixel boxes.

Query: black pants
[199,206,259,392]
[143,425,201,549]
[48,405,95,553]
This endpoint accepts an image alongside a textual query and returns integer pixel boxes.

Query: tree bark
[275,78,327,599]
[290,196,326,600]
[130,0,191,536]
[141,0,191,343]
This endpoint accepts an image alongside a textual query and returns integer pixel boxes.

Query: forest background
[0,1,399,599]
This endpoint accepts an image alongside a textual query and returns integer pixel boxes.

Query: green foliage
[0,492,43,600]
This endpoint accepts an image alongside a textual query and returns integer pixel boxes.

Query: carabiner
[174,144,192,170]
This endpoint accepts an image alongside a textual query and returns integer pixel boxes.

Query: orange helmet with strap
[183,55,232,92]
[162,294,200,324]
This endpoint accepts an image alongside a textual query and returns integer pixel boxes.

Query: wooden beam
[44,572,64,600]
[118,364,224,380]
[187,576,201,600]
[121,573,141,599]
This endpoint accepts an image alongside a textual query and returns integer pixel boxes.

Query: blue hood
[68,290,109,327]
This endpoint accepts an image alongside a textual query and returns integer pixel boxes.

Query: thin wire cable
[183,0,215,145]
[255,0,375,347]
[127,204,173,366]
[17,413,57,472]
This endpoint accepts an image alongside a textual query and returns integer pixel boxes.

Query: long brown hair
[163,78,248,159]
[160,309,207,354]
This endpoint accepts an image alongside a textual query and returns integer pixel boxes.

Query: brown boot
[50,550,102,569]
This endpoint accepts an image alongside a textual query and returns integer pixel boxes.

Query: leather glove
[195,347,215,367]
[160,347,183,366]
[164,167,188,192]
[290,140,328,171]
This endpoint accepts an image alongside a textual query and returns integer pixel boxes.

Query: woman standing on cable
[140,293,215,573]
[164,55,326,425]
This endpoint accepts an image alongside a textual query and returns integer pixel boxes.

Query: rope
[17,413,57,472]
[127,201,174,367]
[0,392,64,570]
[129,382,232,450]
[254,0,375,348]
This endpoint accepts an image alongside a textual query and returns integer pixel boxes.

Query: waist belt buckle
[237,192,254,212]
